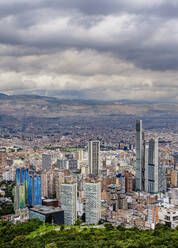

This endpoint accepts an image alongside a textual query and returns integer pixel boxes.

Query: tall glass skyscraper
[144,141,149,192]
[14,184,26,210]
[135,121,166,194]
[136,120,144,191]
[15,168,28,206]
[148,138,159,193]
[28,174,41,206]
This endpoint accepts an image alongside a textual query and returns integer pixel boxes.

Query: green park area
[0,219,178,248]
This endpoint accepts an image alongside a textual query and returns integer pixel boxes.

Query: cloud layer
[0,0,178,101]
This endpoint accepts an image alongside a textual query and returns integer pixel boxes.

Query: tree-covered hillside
[0,220,178,248]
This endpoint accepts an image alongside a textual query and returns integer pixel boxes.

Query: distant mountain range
[0,93,177,135]
[0,93,178,119]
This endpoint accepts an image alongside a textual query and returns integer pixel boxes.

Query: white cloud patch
[0,0,178,101]
[0,48,177,101]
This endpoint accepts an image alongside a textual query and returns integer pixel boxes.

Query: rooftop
[30,206,63,215]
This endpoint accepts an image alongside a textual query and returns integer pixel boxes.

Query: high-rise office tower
[136,120,166,193]
[16,168,28,204]
[158,163,166,193]
[40,172,48,198]
[28,174,41,206]
[14,184,26,210]
[85,182,101,224]
[47,173,57,199]
[55,172,64,204]
[16,168,28,185]
[147,138,159,193]
[144,141,149,192]
[0,151,7,177]
[136,120,144,191]
[173,154,178,170]
[61,183,77,225]
[88,141,100,175]
[41,170,62,199]
[124,171,134,193]
[42,154,52,170]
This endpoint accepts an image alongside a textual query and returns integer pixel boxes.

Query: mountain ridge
[0,92,178,119]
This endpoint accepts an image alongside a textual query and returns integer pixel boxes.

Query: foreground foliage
[0,181,15,216]
[0,220,178,248]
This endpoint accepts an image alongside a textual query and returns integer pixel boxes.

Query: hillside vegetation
[0,220,178,248]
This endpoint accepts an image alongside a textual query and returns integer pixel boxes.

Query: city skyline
[0,116,178,234]
[0,1,178,246]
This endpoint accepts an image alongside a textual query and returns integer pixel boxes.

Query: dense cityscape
[0,118,178,231]
[1,0,178,247]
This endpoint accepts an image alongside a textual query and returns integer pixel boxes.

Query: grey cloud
[0,0,178,101]
[1,0,178,18]
[0,2,178,71]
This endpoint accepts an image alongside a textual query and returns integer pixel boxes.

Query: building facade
[85,182,101,224]
[28,174,41,206]
[136,120,145,191]
[147,138,159,193]
[14,184,26,210]
[61,183,77,225]
[88,141,100,175]
[42,154,52,170]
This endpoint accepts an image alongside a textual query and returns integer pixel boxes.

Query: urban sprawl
[0,120,178,229]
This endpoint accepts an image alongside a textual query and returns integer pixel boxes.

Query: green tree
[104,223,114,231]
[75,218,82,226]
[117,224,126,231]
[45,242,58,248]
[60,224,65,231]
[11,235,27,248]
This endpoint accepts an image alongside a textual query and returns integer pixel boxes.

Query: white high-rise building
[61,183,77,225]
[85,182,101,224]
[88,141,100,175]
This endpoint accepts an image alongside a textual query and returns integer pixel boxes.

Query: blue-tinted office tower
[16,168,28,185]
[28,174,41,206]
[16,168,28,204]
[16,169,21,185]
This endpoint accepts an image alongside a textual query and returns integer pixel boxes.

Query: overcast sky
[0,0,178,101]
